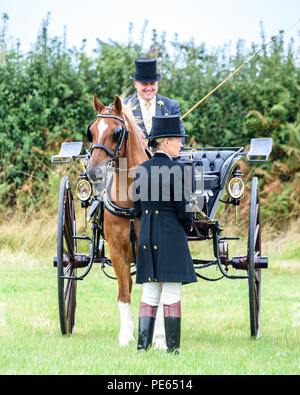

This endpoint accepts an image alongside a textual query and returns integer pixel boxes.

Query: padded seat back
[180,149,240,217]
[180,150,237,187]
[193,150,236,173]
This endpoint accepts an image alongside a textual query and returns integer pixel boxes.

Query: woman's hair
[148,137,164,151]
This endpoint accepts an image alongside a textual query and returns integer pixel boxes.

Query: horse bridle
[86,109,137,265]
[86,110,129,164]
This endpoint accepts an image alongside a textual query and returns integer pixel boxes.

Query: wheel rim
[247,177,262,339]
[57,176,77,335]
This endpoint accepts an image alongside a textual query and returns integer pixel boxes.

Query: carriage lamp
[227,177,244,225]
[228,177,244,200]
[80,158,88,173]
[76,179,92,201]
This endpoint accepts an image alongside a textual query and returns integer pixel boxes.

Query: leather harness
[86,108,138,263]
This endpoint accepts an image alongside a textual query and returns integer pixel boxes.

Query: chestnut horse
[87,94,160,346]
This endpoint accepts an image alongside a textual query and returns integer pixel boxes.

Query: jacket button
[145,210,149,214]
[153,245,158,250]
[148,277,152,282]
[155,210,159,214]
[143,245,147,249]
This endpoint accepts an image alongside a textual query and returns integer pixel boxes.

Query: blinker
[86,123,93,142]
[113,125,124,143]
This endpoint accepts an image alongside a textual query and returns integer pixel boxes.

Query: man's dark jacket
[124,93,186,139]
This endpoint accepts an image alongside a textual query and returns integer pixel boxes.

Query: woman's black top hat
[130,58,162,83]
[146,116,189,140]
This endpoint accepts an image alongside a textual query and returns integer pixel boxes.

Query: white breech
[141,282,182,306]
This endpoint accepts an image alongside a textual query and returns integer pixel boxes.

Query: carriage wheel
[57,176,77,335]
[247,177,262,339]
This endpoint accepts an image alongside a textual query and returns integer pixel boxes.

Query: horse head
[87,94,128,185]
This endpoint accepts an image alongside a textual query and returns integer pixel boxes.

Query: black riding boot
[137,317,156,351]
[163,301,181,354]
[164,317,181,354]
[137,302,158,351]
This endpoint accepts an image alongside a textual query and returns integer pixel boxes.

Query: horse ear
[93,94,105,113]
[113,96,123,115]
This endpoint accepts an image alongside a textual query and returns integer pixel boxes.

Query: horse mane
[119,89,146,147]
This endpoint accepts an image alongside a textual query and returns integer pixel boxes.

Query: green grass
[0,216,300,375]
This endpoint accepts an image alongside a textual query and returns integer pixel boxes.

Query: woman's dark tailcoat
[133,152,197,285]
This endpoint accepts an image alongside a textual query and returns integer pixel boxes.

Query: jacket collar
[154,150,172,160]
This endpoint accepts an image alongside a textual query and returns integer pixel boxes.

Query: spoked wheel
[247,177,262,339]
[57,176,77,335]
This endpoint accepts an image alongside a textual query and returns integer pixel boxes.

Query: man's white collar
[137,94,156,107]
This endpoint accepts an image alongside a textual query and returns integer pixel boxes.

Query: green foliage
[0,14,300,227]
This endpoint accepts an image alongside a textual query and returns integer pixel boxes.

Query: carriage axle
[231,255,268,270]
[218,239,268,270]
[53,254,268,271]
[54,254,90,268]
[192,255,268,272]
[54,254,113,268]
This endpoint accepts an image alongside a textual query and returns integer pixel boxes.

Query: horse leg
[112,253,135,346]
[118,299,135,347]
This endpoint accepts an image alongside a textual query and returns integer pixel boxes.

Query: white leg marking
[118,301,135,347]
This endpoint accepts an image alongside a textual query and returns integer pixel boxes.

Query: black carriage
[51,137,272,339]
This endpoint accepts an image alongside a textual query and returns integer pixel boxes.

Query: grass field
[0,213,300,375]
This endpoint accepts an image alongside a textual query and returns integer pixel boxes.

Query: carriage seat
[181,150,237,190]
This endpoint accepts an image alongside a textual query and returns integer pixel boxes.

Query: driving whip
[180,19,300,121]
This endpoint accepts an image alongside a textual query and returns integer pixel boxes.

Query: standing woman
[133,115,197,354]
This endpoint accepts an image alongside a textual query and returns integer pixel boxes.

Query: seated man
[125,58,186,143]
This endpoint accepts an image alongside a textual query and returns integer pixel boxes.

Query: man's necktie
[146,101,150,111]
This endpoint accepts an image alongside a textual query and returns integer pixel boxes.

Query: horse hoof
[119,332,135,347]
[153,338,167,350]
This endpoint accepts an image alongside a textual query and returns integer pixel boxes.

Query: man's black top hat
[130,58,162,83]
[146,116,189,140]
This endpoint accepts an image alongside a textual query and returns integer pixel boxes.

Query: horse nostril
[95,168,105,182]
[87,168,96,182]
